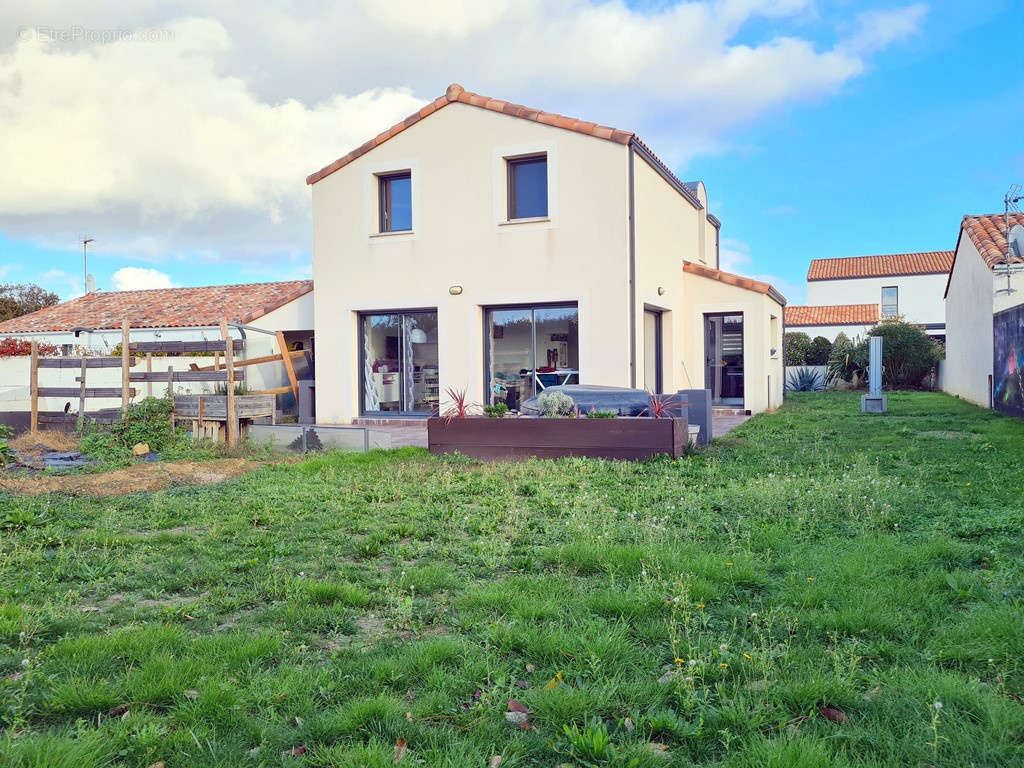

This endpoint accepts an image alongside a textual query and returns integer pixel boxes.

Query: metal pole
[82,238,94,293]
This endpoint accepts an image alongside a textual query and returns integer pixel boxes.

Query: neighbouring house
[0,280,314,417]
[308,83,785,422]
[788,250,954,342]
[783,303,880,343]
[943,212,1024,411]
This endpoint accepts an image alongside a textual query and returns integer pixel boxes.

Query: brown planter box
[427,416,689,461]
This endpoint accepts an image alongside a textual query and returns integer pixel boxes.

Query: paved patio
[370,412,752,449]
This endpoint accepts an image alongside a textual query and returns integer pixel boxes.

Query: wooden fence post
[276,331,299,402]
[167,366,176,434]
[77,356,87,431]
[121,320,131,411]
[146,353,153,399]
[29,341,38,434]
[220,319,237,447]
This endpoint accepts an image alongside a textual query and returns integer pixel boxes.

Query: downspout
[628,146,637,388]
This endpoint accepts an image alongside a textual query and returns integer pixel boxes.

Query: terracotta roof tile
[683,261,787,305]
[0,280,313,334]
[306,83,638,186]
[807,251,954,281]
[785,304,879,327]
[962,212,1024,269]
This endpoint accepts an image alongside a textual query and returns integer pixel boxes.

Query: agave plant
[786,366,825,392]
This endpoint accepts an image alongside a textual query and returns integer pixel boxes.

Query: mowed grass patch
[0,391,1022,766]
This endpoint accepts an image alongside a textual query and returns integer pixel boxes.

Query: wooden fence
[28,317,307,447]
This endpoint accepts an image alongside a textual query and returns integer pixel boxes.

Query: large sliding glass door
[486,304,578,410]
[361,310,439,415]
[704,313,744,406]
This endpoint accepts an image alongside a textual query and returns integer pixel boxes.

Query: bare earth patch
[9,429,80,454]
[0,458,260,496]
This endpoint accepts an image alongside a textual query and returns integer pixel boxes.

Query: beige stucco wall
[679,271,785,413]
[807,272,947,328]
[632,152,701,394]
[251,292,314,333]
[943,237,1024,407]
[311,102,631,423]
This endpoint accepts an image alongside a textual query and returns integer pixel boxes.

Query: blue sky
[0,0,1019,304]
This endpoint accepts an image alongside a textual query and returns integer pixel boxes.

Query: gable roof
[943,212,1024,298]
[0,280,313,334]
[962,212,1024,269]
[807,251,954,281]
[785,304,879,327]
[305,84,703,210]
[307,83,633,186]
[683,261,787,306]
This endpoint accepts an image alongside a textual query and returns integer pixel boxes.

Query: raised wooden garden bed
[427,416,689,461]
[173,394,275,441]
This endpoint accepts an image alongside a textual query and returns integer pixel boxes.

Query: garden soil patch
[0,458,260,496]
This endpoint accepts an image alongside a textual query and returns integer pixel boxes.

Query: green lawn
[1,392,1022,767]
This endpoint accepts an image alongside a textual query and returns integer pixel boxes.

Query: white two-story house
[786,251,953,342]
[308,83,785,423]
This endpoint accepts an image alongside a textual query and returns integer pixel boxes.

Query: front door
[704,313,744,406]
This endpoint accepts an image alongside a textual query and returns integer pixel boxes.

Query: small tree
[784,332,811,366]
[867,317,941,389]
[807,336,833,366]
[0,283,59,322]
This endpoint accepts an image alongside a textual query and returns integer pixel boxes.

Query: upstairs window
[881,286,898,317]
[378,172,411,232]
[507,155,547,220]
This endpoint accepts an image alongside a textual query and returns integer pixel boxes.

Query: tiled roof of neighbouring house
[785,304,880,327]
[306,84,699,211]
[683,261,787,305]
[806,251,954,281]
[0,280,313,334]
[961,212,1024,269]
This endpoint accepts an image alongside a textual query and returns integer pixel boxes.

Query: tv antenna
[82,237,95,294]
[995,185,1024,296]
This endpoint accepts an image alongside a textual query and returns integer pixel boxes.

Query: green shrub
[826,321,940,389]
[784,332,811,365]
[868,317,942,389]
[586,409,616,419]
[0,423,13,465]
[483,402,509,418]
[827,332,864,384]
[537,390,576,418]
[807,336,833,365]
[78,397,196,462]
[214,381,250,395]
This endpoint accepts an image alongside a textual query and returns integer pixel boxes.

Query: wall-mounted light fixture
[657,286,665,296]
[449,285,463,296]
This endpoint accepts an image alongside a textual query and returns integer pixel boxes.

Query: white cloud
[0,1,927,263]
[40,268,82,298]
[111,266,175,291]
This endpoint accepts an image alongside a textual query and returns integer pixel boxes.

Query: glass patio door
[361,311,439,415]
[704,313,744,406]
[485,304,579,409]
